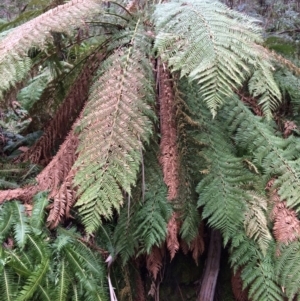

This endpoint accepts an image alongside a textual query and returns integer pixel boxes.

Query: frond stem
[109,1,133,17]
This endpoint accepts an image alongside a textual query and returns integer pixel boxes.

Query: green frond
[153,0,280,117]
[74,28,155,233]
[244,192,272,255]
[0,267,18,301]
[54,258,70,301]
[17,68,53,110]
[274,69,300,114]
[133,149,171,255]
[113,144,171,261]
[230,235,283,301]
[275,241,300,300]
[6,249,32,277]
[37,285,52,301]
[222,97,300,211]
[62,246,97,292]
[0,0,105,101]
[15,258,49,301]
[0,203,14,243]
[70,240,105,279]
[180,81,256,243]
[11,202,30,249]
[113,201,140,263]
[179,200,201,244]
[248,66,282,119]
[26,234,49,260]
[0,10,43,33]
[30,192,49,232]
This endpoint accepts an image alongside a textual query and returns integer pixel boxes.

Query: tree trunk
[197,229,222,301]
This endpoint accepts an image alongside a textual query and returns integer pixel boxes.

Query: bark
[197,229,222,301]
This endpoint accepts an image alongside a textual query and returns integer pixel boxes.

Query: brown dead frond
[47,169,76,229]
[0,186,38,204]
[17,57,100,165]
[180,223,205,265]
[267,179,300,244]
[236,89,263,116]
[231,269,250,301]
[146,245,165,281]
[166,212,180,260]
[36,130,78,195]
[283,120,297,138]
[0,129,78,229]
[272,201,300,244]
[158,62,179,201]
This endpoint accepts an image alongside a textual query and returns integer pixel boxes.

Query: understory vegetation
[1,0,300,300]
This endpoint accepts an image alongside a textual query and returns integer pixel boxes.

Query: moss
[265,36,297,56]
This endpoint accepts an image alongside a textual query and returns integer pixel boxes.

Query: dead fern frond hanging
[17,58,99,165]
[47,169,76,229]
[158,62,179,201]
[272,201,300,244]
[267,179,300,244]
[146,245,165,281]
[231,269,250,301]
[166,212,180,260]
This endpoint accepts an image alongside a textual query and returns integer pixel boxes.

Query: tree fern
[154,0,280,117]
[179,80,257,244]
[74,24,156,233]
[2,0,300,300]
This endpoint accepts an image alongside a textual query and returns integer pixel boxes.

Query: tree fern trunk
[197,229,222,301]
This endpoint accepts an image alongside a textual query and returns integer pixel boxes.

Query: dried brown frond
[0,129,78,228]
[235,89,263,116]
[158,62,179,201]
[179,224,205,265]
[283,120,297,138]
[267,179,300,244]
[36,130,78,195]
[190,224,205,265]
[126,0,138,12]
[17,55,101,165]
[0,186,38,204]
[272,200,300,244]
[146,245,165,281]
[180,239,189,255]
[231,269,250,301]
[47,169,76,229]
[166,212,180,260]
